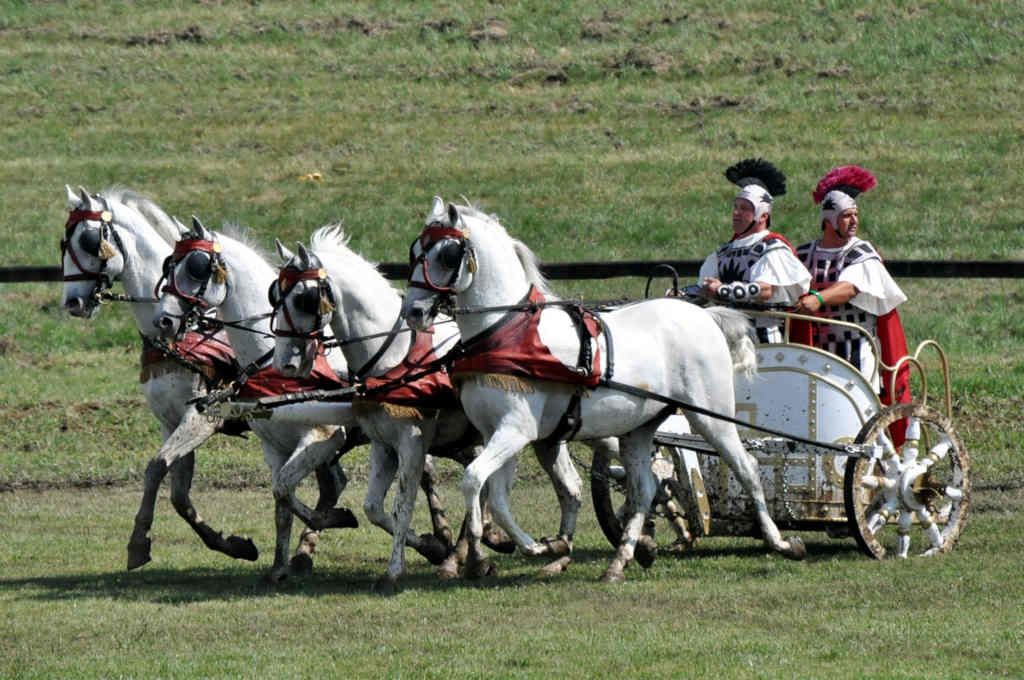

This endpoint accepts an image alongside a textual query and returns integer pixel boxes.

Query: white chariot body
[591,310,969,560]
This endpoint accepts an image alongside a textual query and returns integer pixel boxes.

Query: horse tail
[704,306,757,379]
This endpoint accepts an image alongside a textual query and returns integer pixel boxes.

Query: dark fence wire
[5,260,1021,284]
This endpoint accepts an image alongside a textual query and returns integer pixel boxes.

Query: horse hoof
[541,536,572,557]
[266,567,291,584]
[538,556,571,577]
[417,534,450,566]
[126,537,152,571]
[326,507,359,529]
[635,536,658,569]
[226,535,259,561]
[781,535,806,561]
[438,559,460,580]
[600,567,625,584]
[466,558,497,581]
[290,552,314,576]
[372,575,401,597]
[482,529,516,554]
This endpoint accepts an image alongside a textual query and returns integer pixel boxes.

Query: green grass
[1,1,1022,677]
[1,482,1022,679]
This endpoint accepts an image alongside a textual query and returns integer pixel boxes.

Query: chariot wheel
[591,445,709,555]
[844,403,969,559]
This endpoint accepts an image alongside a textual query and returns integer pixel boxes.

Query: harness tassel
[98,239,117,261]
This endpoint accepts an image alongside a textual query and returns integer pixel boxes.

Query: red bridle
[157,238,224,308]
[270,267,332,339]
[407,223,470,294]
[61,209,116,282]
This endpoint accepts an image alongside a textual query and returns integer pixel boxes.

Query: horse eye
[184,251,212,281]
[268,281,281,307]
[294,286,321,315]
[79,227,102,256]
[438,241,463,268]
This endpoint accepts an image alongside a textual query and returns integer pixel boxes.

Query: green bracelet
[809,290,825,306]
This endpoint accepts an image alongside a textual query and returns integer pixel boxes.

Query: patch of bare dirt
[423,18,460,34]
[613,46,673,74]
[469,20,509,45]
[581,20,619,41]
[656,95,743,115]
[125,25,206,47]
[817,64,852,78]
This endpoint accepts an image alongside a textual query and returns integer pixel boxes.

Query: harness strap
[353,313,407,380]
[541,389,584,444]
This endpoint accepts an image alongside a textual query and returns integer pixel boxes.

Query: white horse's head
[60,186,129,318]
[403,196,477,330]
[270,240,337,377]
[154,216,230,340]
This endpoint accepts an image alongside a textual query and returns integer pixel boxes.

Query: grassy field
[1,1,1023,678]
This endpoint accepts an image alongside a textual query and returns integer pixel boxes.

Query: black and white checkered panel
[716,236,792,284]
[797,240,881,373]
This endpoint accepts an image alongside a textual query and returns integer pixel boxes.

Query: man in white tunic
[793,165,907,392]
[699,158,811,343]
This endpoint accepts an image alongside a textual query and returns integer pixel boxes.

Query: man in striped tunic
[793,166,906,392]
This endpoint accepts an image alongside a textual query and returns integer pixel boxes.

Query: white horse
[268,225,590,592]
[59,186,345,570]
[153,216,363,581]
[402,197,806,582]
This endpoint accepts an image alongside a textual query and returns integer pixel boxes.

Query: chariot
[590,309,969,560]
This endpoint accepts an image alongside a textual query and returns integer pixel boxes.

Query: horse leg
[363,441,448,573]
[438,511,471,580]
[602,424,660,583]
[461,429,532,580]
[127,410,219,570]
[480,494,515,554]
[420,454,455,551]
[264,446,299,583]
[272,429,358,533]
[169,450,258,562]
[691,415,806,560]
[376,433,430,595]
[313,459,348,513]
[533,440,583,559]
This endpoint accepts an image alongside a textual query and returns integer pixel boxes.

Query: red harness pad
[239,353,347,399]
[140,331,237,383]
[362,328,458,409]
[453,286,602,388]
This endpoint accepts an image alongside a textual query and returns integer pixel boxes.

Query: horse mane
[454,202,556,300]
[308,223,382,279]
[98,186,181,246]
[217,221,273,264]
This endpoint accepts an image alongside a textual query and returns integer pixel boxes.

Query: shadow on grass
[0,536,869,604]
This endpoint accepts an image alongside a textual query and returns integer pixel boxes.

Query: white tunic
[699,231,811,342]
[699,231,811,305]
[796,236,906,386]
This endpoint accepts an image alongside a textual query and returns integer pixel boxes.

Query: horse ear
[447,203,459,228]
[190,215,210,239]
[78,187,100,211]
[275,238,295,264]
[98,195,110,211]
[65,185,80,207]
[297,243,311,268]
[427,196,446,224]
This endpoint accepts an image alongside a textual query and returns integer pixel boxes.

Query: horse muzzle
[154,311,189,341]
[273,339,317,378]
[63,295,99,319]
